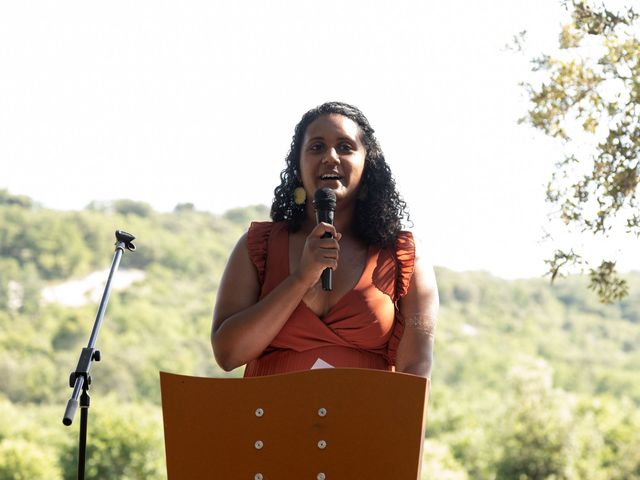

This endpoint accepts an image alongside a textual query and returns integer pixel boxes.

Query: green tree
[173,202,195,213]
[494,358,573,480]
[0,189,33,209]
[112,199,154,218]
[569,395,640,479]
[522,0,640,302]
[0,439,62,480]
[223,204,270,226]
[59,400,165,480]
[421,439,469,480]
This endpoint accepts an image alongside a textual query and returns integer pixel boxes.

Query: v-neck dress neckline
[285,228,374,320]
[243,221,415,377]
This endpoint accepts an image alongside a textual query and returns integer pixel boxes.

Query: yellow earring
[293,187,307,205]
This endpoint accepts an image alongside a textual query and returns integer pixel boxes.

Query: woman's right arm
[211,223,339,371]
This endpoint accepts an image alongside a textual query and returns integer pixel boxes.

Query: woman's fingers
[312,223,341,263]
[312,222,337,239]
[295,224,341,286]
[311,240,339,267]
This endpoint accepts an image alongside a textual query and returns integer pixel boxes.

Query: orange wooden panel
[160,368,429,480]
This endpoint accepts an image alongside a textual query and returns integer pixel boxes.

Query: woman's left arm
[395,241,439,378]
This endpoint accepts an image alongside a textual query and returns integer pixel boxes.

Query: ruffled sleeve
[372,231,416,302]
[394,231,415,300]
[246,221,274,285]
[384,231,416,366]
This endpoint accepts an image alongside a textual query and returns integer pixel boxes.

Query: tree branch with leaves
[521,0,639,302]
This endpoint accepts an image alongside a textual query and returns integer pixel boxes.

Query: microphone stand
[62,230,136,480]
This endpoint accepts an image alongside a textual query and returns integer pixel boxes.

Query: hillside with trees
[1,190,639,479]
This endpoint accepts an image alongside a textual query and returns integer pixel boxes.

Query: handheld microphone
[313,188,337,291]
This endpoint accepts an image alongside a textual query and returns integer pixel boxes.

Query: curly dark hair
[271,101,409,247]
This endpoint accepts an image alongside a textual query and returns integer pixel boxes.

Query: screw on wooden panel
[254,440,263,450]
[254,474,263,480]
[255,408,264,417]
[317,473,326,480]
[318,408,327,417]
[317,440,327,449]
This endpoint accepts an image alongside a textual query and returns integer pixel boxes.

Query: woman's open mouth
[319,173,343,181]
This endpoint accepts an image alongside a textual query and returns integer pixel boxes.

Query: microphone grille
[313,188,336,211]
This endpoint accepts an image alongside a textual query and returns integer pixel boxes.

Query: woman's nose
[322,147,340,164]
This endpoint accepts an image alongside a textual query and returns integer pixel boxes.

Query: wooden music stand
[160,369,429,479]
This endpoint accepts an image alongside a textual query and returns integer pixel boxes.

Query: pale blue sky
[1,0,637,278]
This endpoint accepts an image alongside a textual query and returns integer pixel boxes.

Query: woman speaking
[211,102,438,378]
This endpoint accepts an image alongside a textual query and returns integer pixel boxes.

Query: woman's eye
[310,143,324,152]
[339,143,354,152]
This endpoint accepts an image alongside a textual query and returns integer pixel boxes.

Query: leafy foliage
[58,399,165,480]
[0,439,62,480]
[493,359,573,480]
[521,0,640,302]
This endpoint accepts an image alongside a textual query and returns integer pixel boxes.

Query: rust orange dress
[243,221,415,377]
